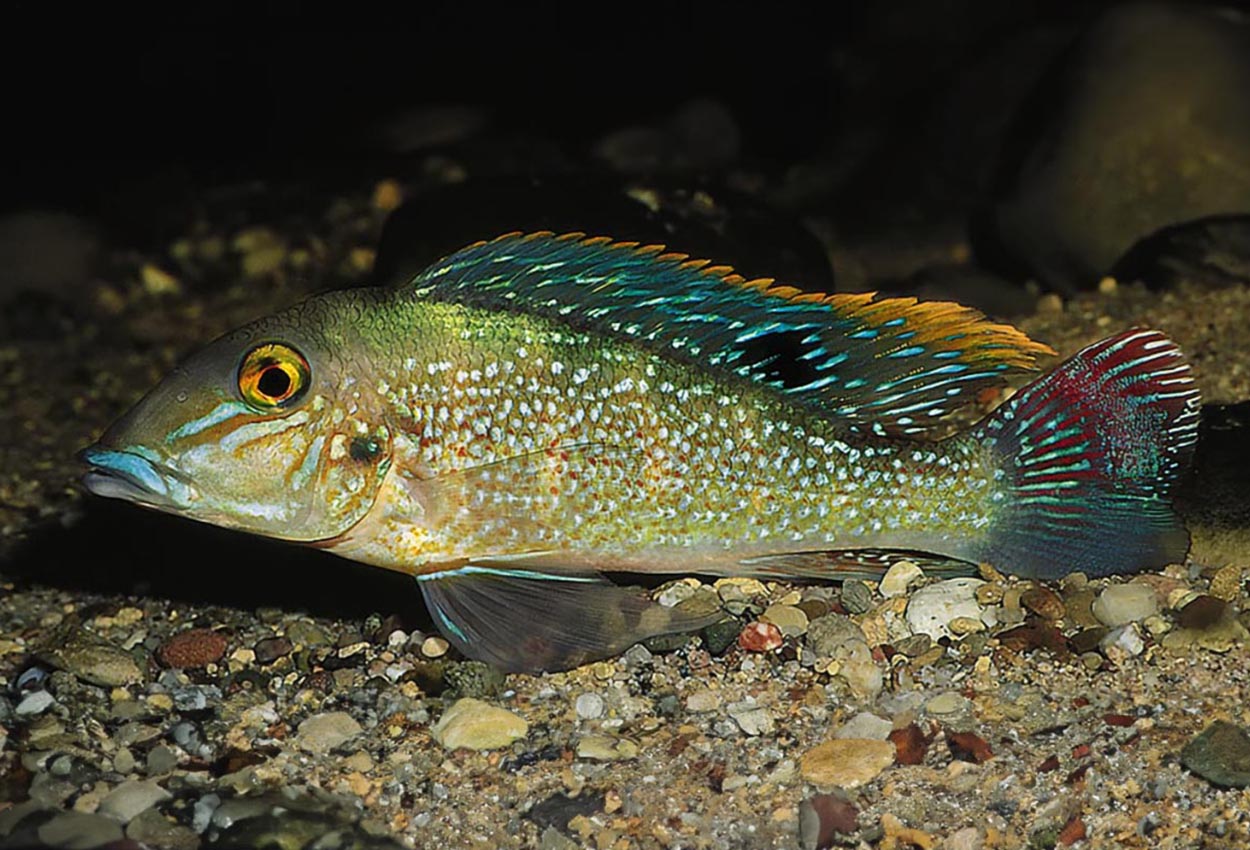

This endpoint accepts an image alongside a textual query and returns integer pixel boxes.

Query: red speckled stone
[158,628,228,668]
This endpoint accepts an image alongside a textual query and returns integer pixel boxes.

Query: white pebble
[575,693,605,720]
[16,690,54,716]
[879,560,925,598]
[1093,583,1158,626]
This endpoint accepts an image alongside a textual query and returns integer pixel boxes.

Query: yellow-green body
[328,296,994,576]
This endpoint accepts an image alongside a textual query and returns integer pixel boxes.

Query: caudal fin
[972,330,1201,579]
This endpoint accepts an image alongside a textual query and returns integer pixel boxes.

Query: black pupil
[257,365,292,400]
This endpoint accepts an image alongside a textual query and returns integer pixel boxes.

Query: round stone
[1092,583,1159,627]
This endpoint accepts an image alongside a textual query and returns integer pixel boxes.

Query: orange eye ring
[238,343,311,409]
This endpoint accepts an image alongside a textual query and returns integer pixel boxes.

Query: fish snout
[78,445,196,510]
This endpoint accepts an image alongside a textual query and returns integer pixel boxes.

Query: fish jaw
[79,445,197,511]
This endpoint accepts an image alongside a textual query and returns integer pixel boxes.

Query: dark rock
[889,724,932,765]
[1181,721,1250,787]
[1069,627,1110,655]
[253,637,293,665]
[1110,214,1250,289]
[991,3,1250,291]
[799,793,859,849]
[1178,595,1228,630]
[526,792,605,835]
[701,619,742,656]
[947,730,993,763]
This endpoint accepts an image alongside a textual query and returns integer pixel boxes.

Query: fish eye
[238,343,310,409]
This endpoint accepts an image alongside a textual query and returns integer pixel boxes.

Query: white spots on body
[354,311,995,564]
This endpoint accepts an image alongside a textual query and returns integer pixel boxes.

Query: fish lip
[78,445,194,510]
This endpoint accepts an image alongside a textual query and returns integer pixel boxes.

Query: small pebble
[431,698,527,750]
[834,712,893,740]
[840,581,873,614]
[805,614,865,657]
[421,636,449,658]
[656,580,699,607]
[1181,721,1250,787]
[113,748,136,775]
[727,700,775,736]
[948,616,985,635]
[924,692,970,717]
[576,734,639,761]
[295,711,363,754]
[16,690,54,716]
[701,619,741,655]
[879,560,924,598]
[1208,564,1244,602]
[1063,589,1101,628]
[1021,586,1065,621]
[140,263,182,296]
[905,579,985,640]
[685,689,720,713]
[253,636,292,664]
[1100,623,1146,660]
[37,811,124,849]
[975,584,1004,606]
[97,779,172,824]
[1161,617,1250,653]
[41,627,142,687]
[575,693,605,720]
[761,604,809,637]
[286,620,333,648]
[739,621,783,652]
[832,639,883,701]
[799,738,895,788]
[1093,583,1159,626]
[158,629,228,668]
[146,746,178,775]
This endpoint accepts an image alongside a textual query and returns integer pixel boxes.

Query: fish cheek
[173,413,330,533]
[310,424,395,539]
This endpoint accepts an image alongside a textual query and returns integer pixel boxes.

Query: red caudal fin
[970,330,1201,578]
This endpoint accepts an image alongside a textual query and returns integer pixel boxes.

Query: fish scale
[80,232,1201,672]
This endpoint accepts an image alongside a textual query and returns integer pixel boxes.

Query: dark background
[4,3,1101,244]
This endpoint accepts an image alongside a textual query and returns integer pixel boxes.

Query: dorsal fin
[408,232,1054,434]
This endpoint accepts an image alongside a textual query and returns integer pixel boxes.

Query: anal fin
[418,564,722,673]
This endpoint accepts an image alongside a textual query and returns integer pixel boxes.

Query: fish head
[80,295,395,543]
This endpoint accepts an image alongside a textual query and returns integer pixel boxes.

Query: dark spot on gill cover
[350,436,382,462]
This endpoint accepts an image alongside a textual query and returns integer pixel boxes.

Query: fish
[79,231,1202,672]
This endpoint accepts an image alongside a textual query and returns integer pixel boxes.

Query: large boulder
[991,3,1250,291]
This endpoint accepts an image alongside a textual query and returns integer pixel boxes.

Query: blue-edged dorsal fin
[409,232,1055,434]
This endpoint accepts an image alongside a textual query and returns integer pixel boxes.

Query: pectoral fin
[417,564,722,673]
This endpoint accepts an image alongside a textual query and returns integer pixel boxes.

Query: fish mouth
[78,445,196,510]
